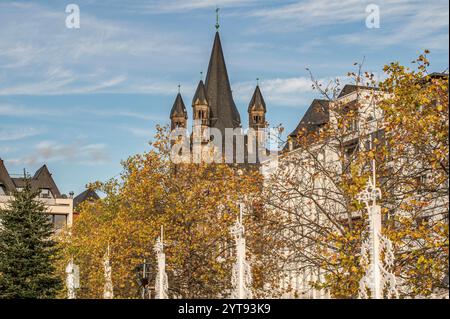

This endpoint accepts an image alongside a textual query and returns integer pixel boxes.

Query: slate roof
[338,84,379,98]
[248,85,266,113]
[192,80,208,105]
[0,159,62,197]
[12,165,61,197]
[0,159,15,194]
[204,32,241,133]
[74,189,100,210]
[288,99,330,138]
[170,93,188,119]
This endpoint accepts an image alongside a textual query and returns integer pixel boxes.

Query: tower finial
[200,71,203,81]
[177,84,181,94]
[256,77,259,86]
[215,7,220,30]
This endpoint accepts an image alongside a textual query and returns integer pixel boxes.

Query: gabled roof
[193,80,208,105]
[338,84,379,98]
[170,93,188,119]
[12,165,61,198]
[0,158,15,194]
[205,32,241,133]
[288,99,330,139]
[248,85,266,113]
[74,189,100,210]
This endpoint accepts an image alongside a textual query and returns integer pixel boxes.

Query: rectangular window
[40,188,53,199]
[48,214,67,230]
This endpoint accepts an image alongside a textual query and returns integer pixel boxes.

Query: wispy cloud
[7,140,110,166]
[251,0,368,28]
[0,2,198,96]
[336,0,449,50]
[0,146,17,154]
[0,127,43,141]
[0,102,164,122]
[233,76,327,107]
[119,125,155,138]
[123,0,258,13]
[249,0,449,50]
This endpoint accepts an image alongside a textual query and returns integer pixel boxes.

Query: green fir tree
[0,180,62,298]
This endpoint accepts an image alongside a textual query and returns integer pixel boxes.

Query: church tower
[192,79,209,141]
[170,92,188,130]
[248,83,267,130]
[167,10,269,165]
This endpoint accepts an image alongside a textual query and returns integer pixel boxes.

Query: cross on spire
[215,7,220,30]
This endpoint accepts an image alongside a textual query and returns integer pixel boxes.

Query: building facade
[262,75,449,298]
[0,159,74,230]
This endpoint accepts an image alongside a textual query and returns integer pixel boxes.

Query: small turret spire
[215,7,220,30]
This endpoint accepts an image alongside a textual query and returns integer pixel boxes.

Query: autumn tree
[59,125,283,298]
[262,53,448,298]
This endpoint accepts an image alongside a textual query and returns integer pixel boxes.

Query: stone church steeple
[168,18,269,165]
[170,92,187,130]
[192,79,209,133]
[248,83,267,130]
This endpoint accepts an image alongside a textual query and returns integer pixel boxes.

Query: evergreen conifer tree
[0,180,61,298]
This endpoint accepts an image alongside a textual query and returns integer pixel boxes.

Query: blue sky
[0,0,448,195]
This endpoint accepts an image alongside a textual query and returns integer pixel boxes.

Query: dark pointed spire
[204,31,241,133]
[193,80,208,105]
[170,93,187,119]
[248,84,266,113]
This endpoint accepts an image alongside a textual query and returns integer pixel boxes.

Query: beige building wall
[0,195,74,230]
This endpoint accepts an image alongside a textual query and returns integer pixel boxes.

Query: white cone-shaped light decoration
[358,161,398,299]
[103,245,114,299]
[66,259,80,299]
[154,225,169,299]
[231,204,253,299]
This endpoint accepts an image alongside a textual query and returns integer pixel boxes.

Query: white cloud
[251,0,368,27]
[0,102,163,122]
[124,0,258,13]
[0,146,17,154]
[0,127,43,141]
[249,0,449,50]
[7,140,110,166]
[119,126,155,138]
[336,0,449,50]
[233,76,327,107]
[0,2,198,96]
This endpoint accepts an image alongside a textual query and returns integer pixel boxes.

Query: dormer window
[40,188,53,199]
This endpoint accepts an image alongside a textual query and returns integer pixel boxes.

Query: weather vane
[215,7,220,30]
